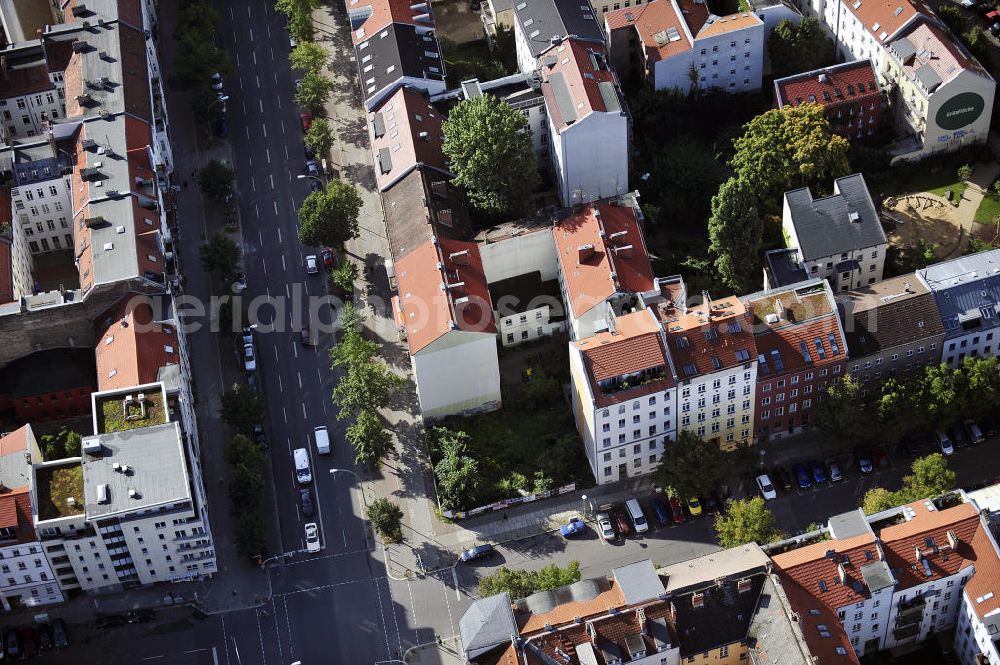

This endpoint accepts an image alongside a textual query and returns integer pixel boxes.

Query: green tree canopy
[297,181,362,249]
[812,375,867,447]
[478,561,581,599]
[431,428,480,512]
[39,428,82,461]
[708,177,763,292]
[767,18,835,78]
[304,118,335,159]
[197,160,235,202]
[290,41,329,73]
[347,408,394,467]
[332,358,402,418]
[730,103,850,208]
[274,0,320,42]
[330,259,358,294]
[200,232,241,279]
[861,486,898,515]
[954,356,999,420]
[442,95,538,216]
[862,453,957,514]
[715,497,784,548]
[330,326,378,369]
[368,497,404,543]
[653,431,727,500]
[171,0,232,90]
[294,70,333,113]
[220,383,264,431]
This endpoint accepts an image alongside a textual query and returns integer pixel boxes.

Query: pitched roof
[775,573,858,664]
[383,168,471,262]
[747,575,826,665]
[605,0,694,63]
[888,16,989,91]
[552,203,654,319]
[916,248,1000,335]
[835,274,944,357]
[0,61,54,99]
[539,39,624,132]
[772,533,878,609]
[356,22,444,106]
[784,174,886,261]
[461,592,518,660]
[511,0,605,59]
[660,296,758,380]
[517,580,625,633]
[845,0,925,44]
[695,11,762,38]
[0,487,36,545]
[94,296,180,391]
[576,310,666,379]
[775,60,882,109]
[368,87,450,192]
[395,237,496,354]
[345,0,434,45]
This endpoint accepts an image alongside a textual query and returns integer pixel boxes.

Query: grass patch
[96,392,167,433]
[975,192,1000,225]
[35,464,85,521]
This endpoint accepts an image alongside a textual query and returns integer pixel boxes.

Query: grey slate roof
[357,23,444,107]
[81,421,191,519]
[672,574,765,658]
[612,559,664,604]
[784,174,886,262]
[512,0,605,58]
[835,274,944,358]
[459,592,517,660]
[746,576,815,665]
[916,249,1000,339]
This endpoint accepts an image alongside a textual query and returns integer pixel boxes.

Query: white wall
[569,343,601,481]
[552,111,629,207]
[0,82,65,140]
[686,22,765,93]
[922,69,996,156]
[498,306,564,346]
[11,175,73,255]
[882,571,968,650]
[955,591,1000,665]
[0,541,62,611]
[478,228,558,283]
[515,23,538,76]
[677,363,756,451]
[413,331,502,419]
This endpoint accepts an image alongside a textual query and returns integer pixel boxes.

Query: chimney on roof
[947,529,959,550]
[818,72,828,84]
[702,291,712,308]
[449,250,470,265]
[614,244,633,259]
[578,244,596,264]
[418,131,429,140]
[737,578,752,594]
[915,546,923,561]
[774,298,786,320]
[637,607,647,634]
[691,592,705,608]
[838,563,847,584]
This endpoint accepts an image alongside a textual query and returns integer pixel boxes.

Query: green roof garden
[35,463,85,521]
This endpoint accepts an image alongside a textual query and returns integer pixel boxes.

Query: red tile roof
[346,0,434,44]
[775,61,882,110]
[552,203,654,320]
[777,574,859,665]
[696,12,761,38]
[606,0,694,63]
[0,62,54,99]
[540,39,623,132]
[395,237,496,354]
[893,18,987,86]
[0,487,36,544]
[849,0,927,43]
[772,533,877,609]
[660,296,758,379]
[95,296,179,391]
[368,87,449,192]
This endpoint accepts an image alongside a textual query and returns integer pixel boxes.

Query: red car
[612,509,632,536]
[668,496,686,524]
[321,247,335,270]
[300,112,312,131]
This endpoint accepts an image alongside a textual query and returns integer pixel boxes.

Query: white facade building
[8,143,74,255]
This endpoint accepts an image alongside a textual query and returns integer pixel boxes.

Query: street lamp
[581,494,588,518]
[296,174,323,184]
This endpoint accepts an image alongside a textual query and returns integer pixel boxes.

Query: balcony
[597,366,668,398]
[893,622,920,641]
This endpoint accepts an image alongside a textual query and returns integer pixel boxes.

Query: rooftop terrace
[35,462,85,521]
[95,387,167,434]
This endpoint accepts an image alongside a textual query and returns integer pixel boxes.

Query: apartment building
[511,0,605,75]
[0,426,63,612]
[538,39,630,207]
[780,174,887,292]
[569,309,676,484]
[916,248,1000,369]
[836,273,945,386]
[552,201,653,340]
[743,279,847,442]
[461,549,776,665]
[368,86,451,192]
[0,189,32,304]
[771,493,1000,661]
[605,0,765,93]
[6,140,74,255]
[884,17,995,158]
[394,237,501,420]
[490,271,564,346]
[774,60,885,141]
[456,75,550,163]
[0,41,66,141]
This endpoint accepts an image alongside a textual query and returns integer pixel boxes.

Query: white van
[625,498,649,534]
[293,448,312,484]
[314,426,330,455]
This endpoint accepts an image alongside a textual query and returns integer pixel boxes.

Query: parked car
[935,430,954,455]
[460,543,494,562]
[951,425,970,449]
[756,474,777,500]
[826,459,843,482]
[51,619,67,648]
[899,434,922,457]
[990,21,1000,35]
[304,144,315,161]
[651,498,670,526]
[966,420,986,444]
[596,512,616,541]
[872,445,890,469]
[809,460,827,484]
[703,492,721,514]
[793,463,812,490]
[300,111,312,131]
[612,509,632,536]
[96,614,127,628]
[305,522,321,553]
[773,467,793,493]
[560,517,586,538]
[309,179,323,192]
[962,0,978,7]
[242,334,256,373]
[289,34,298,49]
[305,254,319,274]
[686,496,703,517]
[299,488,315,518]
[987,9,1000,20]
[666,496,685,524]
[322,247,335,270]
[981,418,999,440]
[855,447,873,474]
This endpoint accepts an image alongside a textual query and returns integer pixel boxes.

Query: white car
[305,254,319,274]
[596,512,616,541]
[242,333,256,372]
[304,522,320,553]
[756,474,777,501]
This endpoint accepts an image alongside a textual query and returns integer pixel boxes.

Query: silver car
[596,512,616,541]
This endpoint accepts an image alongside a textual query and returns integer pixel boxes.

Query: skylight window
[828,333,840,355]
[800,341,813,363]
[770,349,784,371]
[727,321,742,334]
[735,349,750,362]
[677,336,690,349]
[683,363,698,377]
[814,338,827,359]
[705,328,718,341]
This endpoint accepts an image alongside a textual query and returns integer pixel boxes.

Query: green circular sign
[936,92,985,130]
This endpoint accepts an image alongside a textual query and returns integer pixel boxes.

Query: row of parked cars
[0,620,68,659]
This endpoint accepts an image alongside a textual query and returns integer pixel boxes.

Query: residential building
[538,39,630,207]
[836,273,945,386]
[780,174,887,291]
[481,0,516,43]
[0,40,66,141]
[916,248,1000,369]
[605,0,765,94]
[771,493,1000,661]
[743,279,847,442]
[569,308,675,484]
[0,189,32,304]
[0,348,96,422]
[490,271,565,346]
[774,60,885,141]
[883,16,995,159]
[381,168,470,266]
[747,0,802,50]
[653,277,758,451]
[511,0,605,75]
[552,200,653,340]
[355,22,447,111]
[0,0,56,44]
[7,140,74,255]
[393,237,501,420]
[453,75,549,164]
[367,86,451,192]
[0,426,63,612]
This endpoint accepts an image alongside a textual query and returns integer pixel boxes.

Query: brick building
[774,60,884,141]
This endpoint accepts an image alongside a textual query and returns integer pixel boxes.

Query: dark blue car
[810,460,827,484]
[651,498,670,526]
[793,463,812,490]
[460,543,494,562]
[560,517,586,538]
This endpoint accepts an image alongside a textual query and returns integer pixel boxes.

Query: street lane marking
[249,28,254,42]
[452,568,460,600]
[220,614,231,665]
[284,145,289,160]
[142,657,164,661]
[245,124,249,139]
[262,258,268,276]
[343,529,348,548]
[250,177,255,192]
[317,368,322,384]
[212,646,219,665]
[183,649,207,654]
[262,123,268,138]
[229,6,233,18]
[235,52,239,67]
[242,100,247,116]
[297,372,302,388]
[302,402,307,419]
[372,577,393,657]
[254,203,260,218]
[281,120,286,135]
[285,284,290,298]
[277,96,281,110]
[258,230,262,245]
[287,437,292,454]
[281,255,287,272]
[274,201,280,217]
[252,51,257,66]
[293,342,299,358]
[278,375,283,393]
[406,579,420,646]
[283,407,288,423]
[248,154,252,168]
[272,598,285,664]
[282,597,293,662]
[268,24,272,38]
[277,226,282,243]
[270,174,275,190]
[270,47,275,61]
[254,610,267,665]
[275,347,280,362]
[266,148,271,164]
[247,6,251,17]
[259,99,263,113]
[239,76,243,92]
